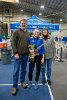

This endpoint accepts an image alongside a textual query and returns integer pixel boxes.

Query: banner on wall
[10,15,59,31]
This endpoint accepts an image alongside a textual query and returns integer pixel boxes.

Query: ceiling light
[40,5,44,9]
[60,18,63,21]
[16,0,19,3]
[39,13,42,16]
[21,9,23,12]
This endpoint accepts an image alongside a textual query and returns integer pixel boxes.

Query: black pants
[28,55,42,82]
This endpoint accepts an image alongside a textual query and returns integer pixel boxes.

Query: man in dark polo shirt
[11,19,30,95]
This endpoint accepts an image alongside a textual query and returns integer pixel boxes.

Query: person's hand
[41,58,44,64]
[29,49,34,55]
[29,49,35,59]
[14,53,19,59]
[53,56,55,61]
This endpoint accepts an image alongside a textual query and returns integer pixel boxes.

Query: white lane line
[47,84,54,100]
[45,74,54,100]
[0,84,13,86]
[0,83,48,86]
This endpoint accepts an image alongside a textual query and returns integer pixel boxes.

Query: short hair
[33,28,39,34]
[20,19,26,23]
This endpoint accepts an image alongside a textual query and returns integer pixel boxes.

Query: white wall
[51,23,67,37]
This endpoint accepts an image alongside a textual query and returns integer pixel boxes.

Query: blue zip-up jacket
[29,36,45,55]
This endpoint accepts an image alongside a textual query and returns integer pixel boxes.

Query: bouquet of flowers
[29,43,44,60]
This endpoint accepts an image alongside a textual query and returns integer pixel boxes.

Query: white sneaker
[28,82,32,88]
[34,82,39,89]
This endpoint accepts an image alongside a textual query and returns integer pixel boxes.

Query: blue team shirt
[29,36,45,55]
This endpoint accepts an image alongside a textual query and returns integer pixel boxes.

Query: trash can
[1,49,11,64]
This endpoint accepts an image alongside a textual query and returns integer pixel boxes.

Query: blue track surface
[0,61,53,100]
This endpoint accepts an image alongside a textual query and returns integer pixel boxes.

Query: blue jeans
[13,54,28,87]
[41,58,53,81]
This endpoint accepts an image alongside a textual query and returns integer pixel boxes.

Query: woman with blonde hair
[28,28,44,89]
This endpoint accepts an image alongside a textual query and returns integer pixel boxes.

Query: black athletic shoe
[47,80,52,85]
[42,80,47,85]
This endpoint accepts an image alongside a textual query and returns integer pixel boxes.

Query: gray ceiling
[0,0,67,22]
